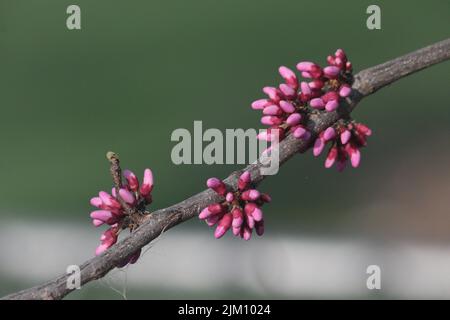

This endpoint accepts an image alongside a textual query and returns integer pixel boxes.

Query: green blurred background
[0,0,449,299]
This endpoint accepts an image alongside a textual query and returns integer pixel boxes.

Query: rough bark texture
[3,38,450,300]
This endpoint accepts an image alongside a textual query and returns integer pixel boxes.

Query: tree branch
[3,37,450,300]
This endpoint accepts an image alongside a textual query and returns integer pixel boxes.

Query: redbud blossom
[199,171,270,240]
[89,168,155,266]
[313,121,372,171]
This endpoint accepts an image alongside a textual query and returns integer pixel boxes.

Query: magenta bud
[263,86,281,102]
[99,191,121,209]
[323,127,336,141]
[90,197,103,208]
[279,100,295,113]
[242,227,252,241]
[286,113,302,126]
[123,170,139,192]
[263,104,282,116]
[199,207,212,220]
[279,83,296,98]
[313,137,325,157]
[251,99,270,110]
[308,80,325,90]
[238,171,251,190]
[310,98,325,109]
[340,130,351,144]
[214,213,232,239]
[140,168,154,197]
[241,189,260,201]
[206,177,227,196]
[296,61,315,72]
[339,85,351,97]
[92,219,104,227]
[119,188,135,205]
[325,100,339,112]
[325,146,338,168]
[300,81,311,96]
[261,116,283,126]
[292,126,307,139]
[279,66,298,89]
[90,210,115,223]
[225,192,234,202]
[232,208,244,228]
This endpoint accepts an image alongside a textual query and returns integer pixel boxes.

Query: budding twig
[2,37,450,300]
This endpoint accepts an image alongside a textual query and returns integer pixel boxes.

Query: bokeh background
[0,0,449,299]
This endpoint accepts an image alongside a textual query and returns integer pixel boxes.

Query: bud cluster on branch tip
[198,171,271,240]
[252,49,353,143]
[89,168,154,266]
[313,121,372,171]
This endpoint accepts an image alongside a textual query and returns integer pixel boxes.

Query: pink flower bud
[251,99,270,110]
[355,123,372,136]
[300,81,311,96]
[322,91,339,103]
[244,203,262,221]
[99,191,121,209]
[238,171,251,190]
[279,66,298,89]
[323,127,336,141]
[207,178,227,196]
[323,66,340,78]
[340,130,351,144]
[90,197,103,208]
[232,208,244,228]
[140,168,154,197]
[263,105,282,116]
[292,126,307,139]
[92,219,104,227]
[325,100,339,112]
[123,170,139,192]
[325,146,338,168]
[345,61,352,71]
[286,113,301,127]
[119,188,135,205]
[261,116,283,126]
[279,83,296,98]
[232,226,241,236]
[90,210,116,224]
[263,86,281,102]
[279,100,295,113]
[214,213,232,239]
[242,227,252,241]
[245,213,255,229]
[335,48,346,60]
[308,80,325,90]
[313,137,325,156]
[345,144,361,168]
[206,214,221,226]
[310,98,325,109]
[296,61,316,72]
[339,85,352,97]
[241,189,260,201]
[301,71,312,78]
[225,192,234,202]
[327,55,336,65]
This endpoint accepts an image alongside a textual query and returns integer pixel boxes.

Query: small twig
[3,37,450,300]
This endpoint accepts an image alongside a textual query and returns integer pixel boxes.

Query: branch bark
[3,37,450,300]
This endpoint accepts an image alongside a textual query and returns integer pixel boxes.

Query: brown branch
[3,37,450,300]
